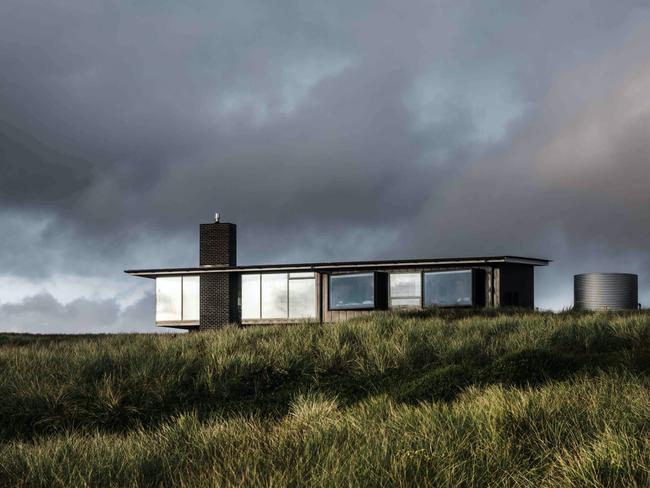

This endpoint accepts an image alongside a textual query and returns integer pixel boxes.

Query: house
[125,216,550,331]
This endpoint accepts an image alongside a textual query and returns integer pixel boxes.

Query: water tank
[574,273,638,311]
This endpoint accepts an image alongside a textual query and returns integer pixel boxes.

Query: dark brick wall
[199,223,237,266]
[199,273,240,330]
[198,222,238,330]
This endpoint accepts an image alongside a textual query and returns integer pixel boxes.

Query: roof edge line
[125,255,551,277]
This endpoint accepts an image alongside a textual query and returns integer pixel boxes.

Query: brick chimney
[199,213,239,330]
[199,213,237,266]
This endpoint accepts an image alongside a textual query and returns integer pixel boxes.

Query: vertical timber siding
[485,267,494,307]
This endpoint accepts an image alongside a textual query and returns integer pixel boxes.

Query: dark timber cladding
[497,264,534,308]
[320,267,488,323]
[124,217,551,330]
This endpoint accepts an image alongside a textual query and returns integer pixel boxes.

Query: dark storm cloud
[1,0,478,267]
[408,38,650,259]
[0,0,649,331]
[401,26,650,306]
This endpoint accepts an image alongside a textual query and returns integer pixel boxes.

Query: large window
[156,276,200,322]
[241,272,316,320]
[288,273,317,319]
[329,273,375,310]
[390,273,421,307]
[261,273,288,318]
[423,270,472,307]
[241,274,261,319]
[182,276,200,321]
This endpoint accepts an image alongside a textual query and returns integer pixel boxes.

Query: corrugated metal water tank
[574,273,638,310]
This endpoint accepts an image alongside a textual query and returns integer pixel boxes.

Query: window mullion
[180,276,184,321]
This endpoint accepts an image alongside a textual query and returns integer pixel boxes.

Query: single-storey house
[125,216,550,330]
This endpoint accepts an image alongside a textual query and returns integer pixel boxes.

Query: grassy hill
[1,310,650,487]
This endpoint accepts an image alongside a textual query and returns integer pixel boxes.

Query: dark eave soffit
[125,256,551,279]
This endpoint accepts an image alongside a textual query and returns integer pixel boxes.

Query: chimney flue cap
[214,212,220,223]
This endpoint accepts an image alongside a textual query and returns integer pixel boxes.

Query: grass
[1,309,650,486]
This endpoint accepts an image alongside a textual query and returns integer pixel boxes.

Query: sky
[1,0,649,333]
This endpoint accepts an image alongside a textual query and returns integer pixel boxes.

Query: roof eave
[124,255,551,278]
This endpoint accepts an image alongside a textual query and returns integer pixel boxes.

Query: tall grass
[1,310,649,486]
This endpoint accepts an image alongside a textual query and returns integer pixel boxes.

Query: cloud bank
[0,0,648,331]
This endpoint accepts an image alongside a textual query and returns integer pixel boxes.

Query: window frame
[328,272,377,311]
[288,273,317,319]
[389,272,423,308]
[181,275,200,322]
[241,273,262,320]
[241,272,317,321]
[261,273,289,319]
[155,275,201,325]
[422,269,474,308]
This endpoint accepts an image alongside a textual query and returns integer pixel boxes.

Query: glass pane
[390,273,421,298]
[182,276,200,321]
[261,273,288,318]
[289,272,314,279]
[329,273,374,310]
[391,298,421,307]
[241,274,261,319]
[156,277,182,321]
[289,278,316,319]
[423,270,472,307]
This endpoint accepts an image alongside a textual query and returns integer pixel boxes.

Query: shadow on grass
[1,311,650,442]
[391,347,642,405]
[0,346,647,442]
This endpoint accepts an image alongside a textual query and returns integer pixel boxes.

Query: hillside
[1,310,650,487]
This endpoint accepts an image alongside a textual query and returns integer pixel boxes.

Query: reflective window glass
[289,278,316,318]
[242,274,261,319]
[261,273,288,318]
[390,273,421,307]
[423,270,472,307]
[182,276,200,321]
[156,277,182,322]
[329,273,374,310]
[289,272,314,279]
[390,297,421,307]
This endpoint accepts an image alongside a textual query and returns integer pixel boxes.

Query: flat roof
[125,255,550,278]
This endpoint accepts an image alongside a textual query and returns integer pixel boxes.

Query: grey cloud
[401,25,650,307]
[0,292,161,334]
[0,123,94,205]
[0,0,649,330]
[414,27,650,254]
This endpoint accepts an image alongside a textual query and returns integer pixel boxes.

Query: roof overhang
[125,255,551,279]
